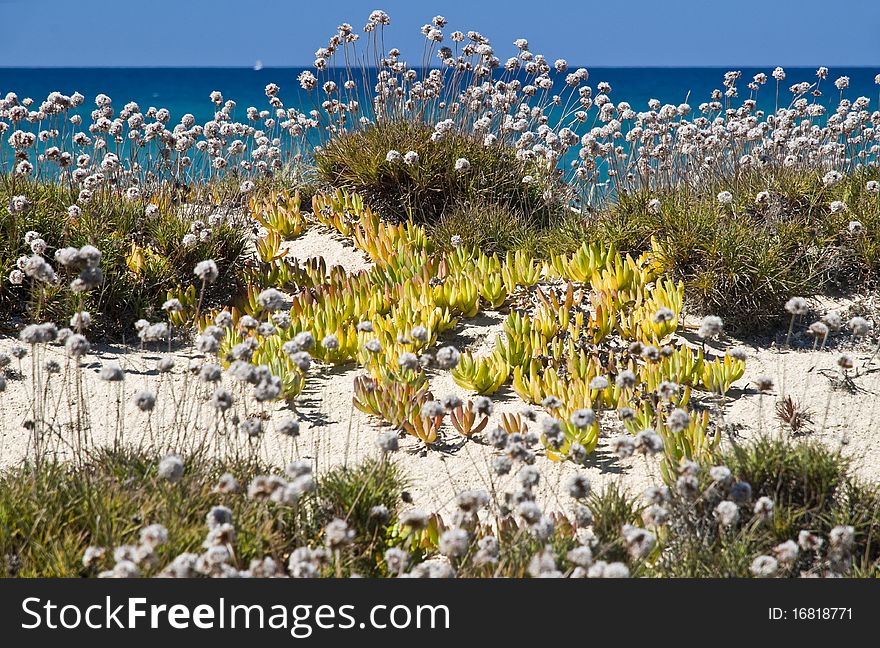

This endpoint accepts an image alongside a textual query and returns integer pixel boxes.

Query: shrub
[721,435,849,512]
[314,120,564,226]
[651,436,879,577]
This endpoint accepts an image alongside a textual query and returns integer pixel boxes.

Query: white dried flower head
[714,500,740,526]
[848,220,864,235]
[20,322,58,345]
[755,191,770,206]
[622,524,656,559]
[589,376,609,390]
[677,474,700,499]
[364,338,382,354]
[750,554,778,578]
[710,465,732,484]
[193,260,219,283]
[385,149,402,163]
[102,560,140,579]
[161,298,183,314]
[440,393,462,411]
[829,525,855,551]
[454,157,470,172]
[653,307,674,324]
[588,561,630,578]
[634,429,663,455]
[404,150,419,166]
[257,288,286,312]
[754,496,775,519]
[615,369,637,389]
[384,547,409,576]
[717,190,733,205]
[435,345,460,369]
[210,387,234,411]
[727,346,748,361]
[456,489,489,513]
[837,353,855,370]
[209,311,232,329]
[277,416,300,437]
[324,518,355,549]
[847,316,872,336]
[518,464,541,488]
[398,351,419,372]
[569,408,595,428]
[829,200,847,213]
[754,375,774,392]
[157,454,184,482]
[421,400,445,419]
[99,363,124,381]
[774,540,799,565]
[492,455,513,475]
[289,351,311,372]
[65,333,90,358]
[574,504,593,529]
[438,528,470,558]
[657,381,679,400]
[408,325,428,342]
[822,170,843,187]
[214,474,238,494]
[132,389,156,412]
[376,431,399,453]
[567,474,591,499]
[666,408,690,433]
[611,435,635,459]
[866,180,880,194]
[238,416,264,438]
[644,485,670,505]
[140,524,169,549]
[642,504,669,527]
[698,315,723,339]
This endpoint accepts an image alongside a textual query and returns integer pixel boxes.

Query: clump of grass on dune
[0,182,248,336]
[650,435,880,578]
[0,449,407,578]
[314,120,564,226]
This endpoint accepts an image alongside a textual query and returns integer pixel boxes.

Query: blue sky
[1,0,878,67]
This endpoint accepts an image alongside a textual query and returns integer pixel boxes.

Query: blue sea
[2,67,878,123]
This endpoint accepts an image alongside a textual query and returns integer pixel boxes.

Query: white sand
[2,228,879,516]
